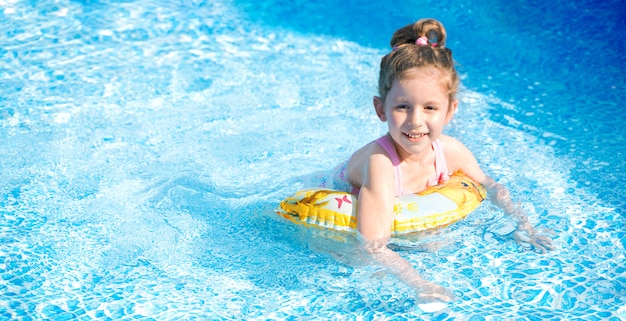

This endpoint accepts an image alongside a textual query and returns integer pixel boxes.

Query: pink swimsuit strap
[375,135,404,196]
[430,138,450,186]
[375,135,450,196]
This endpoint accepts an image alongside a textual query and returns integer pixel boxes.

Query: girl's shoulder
[347,140,396,185]
[438,134,484,180]
[437,134,466,152]
[350,140,394,167]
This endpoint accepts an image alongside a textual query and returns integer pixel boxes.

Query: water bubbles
[0,0,623,319]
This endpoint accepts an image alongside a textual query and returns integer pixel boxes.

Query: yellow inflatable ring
[276,172,486,235]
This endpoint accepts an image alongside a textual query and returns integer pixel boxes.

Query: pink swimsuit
[334,135,451,196]
[375,135,450,196]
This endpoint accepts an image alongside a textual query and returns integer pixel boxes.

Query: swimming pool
[1,0,624,319]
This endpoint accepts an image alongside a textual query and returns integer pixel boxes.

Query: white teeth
[406,133,425,139]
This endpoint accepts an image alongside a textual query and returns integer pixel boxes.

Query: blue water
[1,0,624,320]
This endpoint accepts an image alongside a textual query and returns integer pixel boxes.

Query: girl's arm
[442,136,555,252]
[481,178,555,252]
[355,153,454,303]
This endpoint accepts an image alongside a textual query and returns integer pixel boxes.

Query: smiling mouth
[404,132,427,139]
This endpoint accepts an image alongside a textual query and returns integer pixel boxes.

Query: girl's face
[374,68,457,159]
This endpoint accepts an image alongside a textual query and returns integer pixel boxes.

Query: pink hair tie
[415,36,428,46]
[416,36,438,47]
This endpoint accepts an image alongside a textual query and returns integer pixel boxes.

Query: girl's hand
[489,192,556,254]
[410,278,455,312]
[511,225,556,253]
[414,280,455,302]
[360,237,455,310]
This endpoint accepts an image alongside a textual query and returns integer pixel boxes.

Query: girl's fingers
[512,230,555,253]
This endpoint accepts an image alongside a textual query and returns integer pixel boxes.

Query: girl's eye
[425,105,437,111]
[396,104,410,110]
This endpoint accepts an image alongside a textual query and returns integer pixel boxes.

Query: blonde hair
[378,18,459,104]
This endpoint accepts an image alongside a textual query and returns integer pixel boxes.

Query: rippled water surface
[1,0,624,320]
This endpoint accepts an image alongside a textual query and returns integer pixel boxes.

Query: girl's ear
[445,99,458,124]
[374,96,386,122]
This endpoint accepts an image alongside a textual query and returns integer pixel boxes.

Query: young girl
[334,18,554,305]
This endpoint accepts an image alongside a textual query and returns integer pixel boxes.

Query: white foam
[417,301,448,313]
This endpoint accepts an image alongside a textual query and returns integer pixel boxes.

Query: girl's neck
[389,133,435,165]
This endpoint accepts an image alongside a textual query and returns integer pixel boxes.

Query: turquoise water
[1,0,624,320]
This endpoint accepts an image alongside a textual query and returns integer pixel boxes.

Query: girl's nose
[408,109,424,127]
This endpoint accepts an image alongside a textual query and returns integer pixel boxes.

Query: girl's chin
[397,140,432,155]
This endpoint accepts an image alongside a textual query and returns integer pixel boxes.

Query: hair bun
[390,18,447,49]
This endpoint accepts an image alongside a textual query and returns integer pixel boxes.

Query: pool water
[1,0,624,320]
